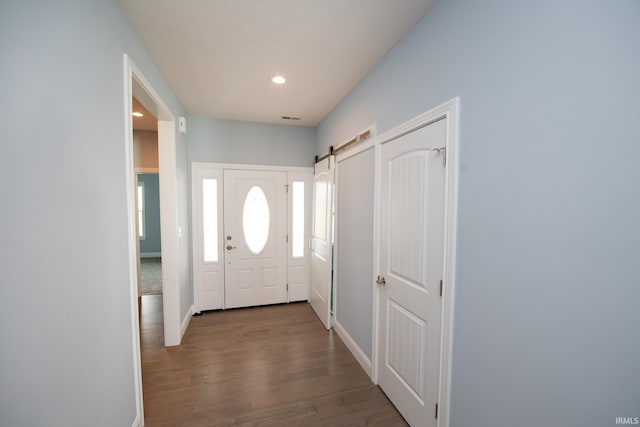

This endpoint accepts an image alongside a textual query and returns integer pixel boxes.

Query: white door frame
[191,162,313,313]
[372,97,459,427]
[123,54,182,426]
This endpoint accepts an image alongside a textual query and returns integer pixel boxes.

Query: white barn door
[377,119,447,427]
[310,156,335,329]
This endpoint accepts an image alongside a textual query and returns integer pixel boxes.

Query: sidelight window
[203,178,218,262]
[292,181,305,257]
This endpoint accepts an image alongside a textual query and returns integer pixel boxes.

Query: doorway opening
[137,173,162,296]
[132,96,162,297]
[123,54,181,425]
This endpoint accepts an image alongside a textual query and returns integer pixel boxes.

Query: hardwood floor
[140,295,407,426]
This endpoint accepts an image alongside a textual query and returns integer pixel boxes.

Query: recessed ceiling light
[270,74,287,85]
[132,112,144,117]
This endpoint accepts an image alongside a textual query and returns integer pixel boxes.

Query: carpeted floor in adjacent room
[141,257,162,295]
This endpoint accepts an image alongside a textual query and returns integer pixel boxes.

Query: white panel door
[224,170,288,309]
[310,156,335,329]
[192,168,224,312]
[378,119,447,427]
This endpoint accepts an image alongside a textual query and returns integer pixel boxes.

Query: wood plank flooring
[140,295,407,426]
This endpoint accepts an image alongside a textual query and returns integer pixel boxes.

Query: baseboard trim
[140,252,161,258]
[334,320,372,379]
[180,304,194,340]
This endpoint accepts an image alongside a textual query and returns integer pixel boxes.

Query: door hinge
[440,279,443,297]
[435,403,439,419]
[286,283,289,291]
[434,146,446,167]
[285,184,289,193]
[286,234,289,243]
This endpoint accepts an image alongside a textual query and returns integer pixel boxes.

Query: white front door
[310,156,335,329]
[377,119,447,427]
[223,170,288,309]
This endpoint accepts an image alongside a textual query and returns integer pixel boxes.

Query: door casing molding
[123,53,182,426]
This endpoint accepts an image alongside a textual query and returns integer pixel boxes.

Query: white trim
[329,155,336,330]
[140,252,161,258]
[181,305,194,339]
[127,58,181,347]
[124,53,182,426]
[191,166,202,313]
[373,97,460,427]
[371,140,381,385]
[135,167,160,173]
[131,415,142,427]
[158,120,181,347]
[334,320,372,378]
[438,97,460,427]
[377,100,456,145]
[123,54,144,427]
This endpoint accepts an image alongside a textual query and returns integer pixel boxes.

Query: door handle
[226,245,237,250]
[376,275,386,286]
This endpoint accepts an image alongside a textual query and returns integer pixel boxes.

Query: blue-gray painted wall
[139,173,161,254]
[0,1,190,425]
[335,148,375,357]
[318,0,640,425]
[188,115,316,167]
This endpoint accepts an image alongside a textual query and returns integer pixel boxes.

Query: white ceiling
[120,0,437,126]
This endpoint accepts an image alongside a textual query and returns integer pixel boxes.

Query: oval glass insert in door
[242,186,270,254]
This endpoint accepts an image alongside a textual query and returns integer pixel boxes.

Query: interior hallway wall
[133,129,159,169]
[334,147,375,359]
[317,1,640,425]
[0,1,189,425]
[187,115,316,167]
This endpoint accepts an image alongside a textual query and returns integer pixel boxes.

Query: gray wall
[335,147,375,358]
[0,1,189,426]
[138,173,161,254]
[318,0,640,425]
[188,115,316,167]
